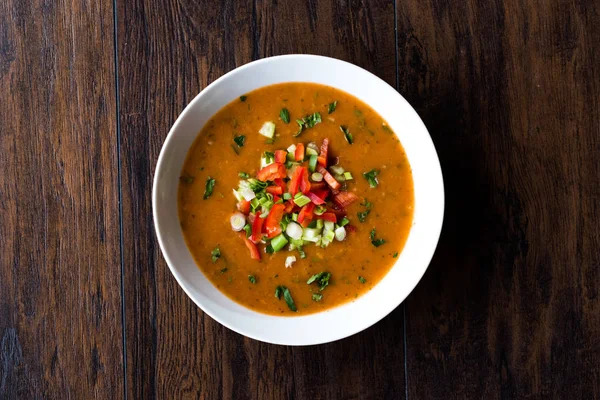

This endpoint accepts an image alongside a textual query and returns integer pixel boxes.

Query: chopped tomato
[284,200,295,213]
[274,178,287,194]
[317,156,327,167]
[317,212,337,223]
[298,202,315,225]
[333,191,358,208]
[266,186,283,195]
[274,150,287,164]
[316,165,341,190]
[239,232,261,260]
[257,162,286,182]
[265,203,285,238]
[237,200,251,214]
[288,166,305,195]
[306,192,325,205]
[312,189,330,200]
[251,215,265,242]
[295,143,305,161]
[299,167,311,194]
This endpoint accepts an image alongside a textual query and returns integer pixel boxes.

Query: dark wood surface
[1,0,598,398]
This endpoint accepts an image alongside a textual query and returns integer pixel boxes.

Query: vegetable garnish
[230,138,359,261]
[370,229,386,247]
[358,276,366,284]
[357,199,372,223]
[393,252,399,258]
[248,275,257,284]
[363,169,379,188]
[275,285,297,311]
[280,108,290,124]
[294,112,322,137]
[240,95,247,101]
[234,135,246,147]
[307,271,331,291]
[211,247,221,263]
[340,126,353,144]
[328,101,338,114]
[312,293,323,302]
[204,177,216,199]
[220,268,228,273]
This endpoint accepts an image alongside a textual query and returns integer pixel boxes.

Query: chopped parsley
[307,271,331,291]
[211,247,220,263]
[203,177,216,199]
[363,169,379,188]
[294,112,322,137]
[238,172,250,179]
[358,276,366,284]
[233,135,246,147]
[248,275,257,284]
[220,267,228,274]
[240,95,247,102]
[264,151,275,164]
[370,229,386,247]
[392,252,399,258]
[312,293,323,302]
[275,285,297,311]
[328,101,338,114]
[340,125,353,144]
[357,199,372,223]
[280,108,290,124]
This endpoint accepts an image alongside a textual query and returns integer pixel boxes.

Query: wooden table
[1,0,598,398]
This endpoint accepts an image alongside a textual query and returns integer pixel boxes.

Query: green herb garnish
[340,126,353,144]
[220,267,228,273]
[363,169,379,188]
[282,286,297,311]
[248,178,268,192]
[240,95,247,102]
[264,151,275,164]
[243,223,251,238]
[312,293,323,302]
[392,252,398,258]
[204,177,216,199]
[328,101,338,114]
[248,275,257,284]
[280,108,290,124]
[357,199,372,223]
[307,271,331,291]
[211,247,220,263]
[275,286,282,299]
[358,276,366,284]
[180,175,195,184]
[233,135,246,147]
[294,112,322,137]
[370,229,386,247]
[238,172,250,179]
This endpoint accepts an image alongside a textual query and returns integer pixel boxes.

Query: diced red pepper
[265,203,285,238]
[295,143,305,161]
[333,191,359,208]
[306,192,325,205]
[237,200,251,214]
[284,200,295,213]
[251,215,265,242]
[288,166,305,195]
[310,182,327,191]
[274,150,287,164]
[320,138,329,159]
[266,186,283,195]
[317,156,327,167]
[312,189,330,200]
[316,165,341,190]
[239,232,261,260]
[328,207,347,218]
[345,225,357,234]
[299,168,311,194]
[257,162,286,182]
[273,195,281,203]
[274,178,287,194]
[317,212,337,223]
[298,203,315,225]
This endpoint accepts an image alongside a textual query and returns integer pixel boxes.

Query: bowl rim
[153,54,444,345]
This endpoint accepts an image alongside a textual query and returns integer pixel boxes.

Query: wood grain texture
[117,0,402,398]
[397,0,600,398]
[0,0,123,398]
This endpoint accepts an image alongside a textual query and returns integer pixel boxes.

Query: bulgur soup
[178,82,414,315]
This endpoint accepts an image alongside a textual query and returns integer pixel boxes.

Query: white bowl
[153,54,444,345]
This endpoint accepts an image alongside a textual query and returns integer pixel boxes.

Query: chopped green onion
[343,172,353,180]
[248,275,257,284]
[328,101,338,114]
[314,205,326,216]
[270,233,288,252]
[298,247,306,259]
[232,189,243,201]
[335,226,346,241]
[323,221,335,232]
[363,169,379,188]
[283,193,292,200]
[233,135,245,147]
[306,147,318,156]
[263,151,275,165]
[294,112,322,137]
[307,272,331,291]
[339,217,350,227]
[302,228,321,242]
[287,144,297,154]
[330,165,345,175]
[220,268,228,274]
[334,174,345,182]
[211,247,220,263]
[370,228,386,247]
[358,276,366,284]
[259,121,276,138]
[285,221,303,240]
[203,177,216,199]
[238,172,250,179]
[312,293,323,302]
[293,194,311,207]
[393,252,399,258]
[340,125,353,144]
[357,209,370,223]
[292,213,298,222]
[315,219,324,230]
[280,108,290,124]
[285,256,296,268]
[308,155,318,172]
[243,223,252,237]
[240,187,255,201]
[230,212,246,231]
[240,95,247,102]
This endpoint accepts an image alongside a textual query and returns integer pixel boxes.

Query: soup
[178,83,414,315]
